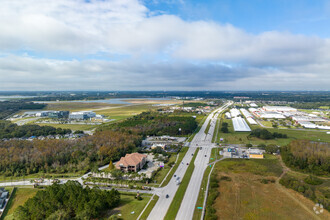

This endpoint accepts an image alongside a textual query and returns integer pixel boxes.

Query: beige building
[115,153,147,172]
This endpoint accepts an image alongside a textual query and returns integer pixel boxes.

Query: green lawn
[160,147,188,187]
[215,155,283,177]
[164,148,199,220]
[3,187,39,220]
[139,195,160,220]
[107,193,151,219]
[0,173,82,182]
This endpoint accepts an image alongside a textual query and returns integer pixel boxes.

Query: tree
[109,161,115,170]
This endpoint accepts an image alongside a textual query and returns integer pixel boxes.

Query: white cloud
[0,0,329,90]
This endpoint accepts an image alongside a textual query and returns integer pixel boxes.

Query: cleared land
[4,187,39,220]
[209,157,330,220]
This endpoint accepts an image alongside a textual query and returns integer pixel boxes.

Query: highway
[176,102,231,220]
[148,102,231,220]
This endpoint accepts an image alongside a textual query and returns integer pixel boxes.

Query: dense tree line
[249,128,287,140]
[281,140,330,176]
[100,111,198,137]
[14,181,120,219]
[280,174,329,211]
[289,102,330,109]
[0,101,46,119]
[0,130,141,177]
[0,120,71,139]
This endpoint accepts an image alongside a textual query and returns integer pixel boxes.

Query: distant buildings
[26,110,69,118]
[115,153,147,172]
[69,111,97,120]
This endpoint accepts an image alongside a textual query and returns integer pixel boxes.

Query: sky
[0,0,329,91]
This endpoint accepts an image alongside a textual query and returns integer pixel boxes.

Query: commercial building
[69,111,96,120]
[248,148,264,159]
[262,106,297,112]
[232,117,251,132]
[115,153,147,172]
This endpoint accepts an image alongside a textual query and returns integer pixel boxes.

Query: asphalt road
[176,103,231,220]
[148,102,231,220]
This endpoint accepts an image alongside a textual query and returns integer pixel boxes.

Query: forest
[0,130,141,177]
[0,101,46,119]
[100,111,198,137]
[281,140,330,176]
[249,128,288,140]
[14,181,120,219]
[0,120,71,139]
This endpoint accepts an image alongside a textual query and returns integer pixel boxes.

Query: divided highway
[148,102,231,220]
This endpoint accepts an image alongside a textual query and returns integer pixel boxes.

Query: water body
[0,95,37,101]
[35,97,172,105]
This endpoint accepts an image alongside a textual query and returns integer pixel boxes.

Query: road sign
[211,158,214,160]
[209,165,212,167]
[197,207,203,210]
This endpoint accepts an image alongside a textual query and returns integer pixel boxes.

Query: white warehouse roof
[232,117,251,132]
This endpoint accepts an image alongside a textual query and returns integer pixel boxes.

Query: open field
[164,148,198,220]
[217,118,330,145]
[44,102,119,111]
[107,193,152,219]
[3,187,39,220]
[209,157,330,220]
[94,104,155,121]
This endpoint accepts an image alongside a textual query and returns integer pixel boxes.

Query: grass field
[95,104,155,121]
[209,157,330,220]
[107,193,152,219]
[44,102,118,111]
[153,154,177,185]
[160,147,188,187]
[217,118,330,145]
[139,195,160,220]
[3,187,39,220]
[164,148,198,220]
[0,172,82,182]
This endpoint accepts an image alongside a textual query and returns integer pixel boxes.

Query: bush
[219,176,232,181]
[304,175,323,185]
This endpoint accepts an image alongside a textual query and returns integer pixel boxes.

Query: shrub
[304,175,323,185]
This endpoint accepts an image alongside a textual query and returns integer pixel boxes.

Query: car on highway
[174,174,176,178]
[191,153,193,156]
[166,194,169,198]
[205,155,207,157]
[186,163,189,165]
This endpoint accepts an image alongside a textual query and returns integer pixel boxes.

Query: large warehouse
[232,117,251,132]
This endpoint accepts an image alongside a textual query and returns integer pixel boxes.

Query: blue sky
[146,0,330,36]
[0,0,329,91]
